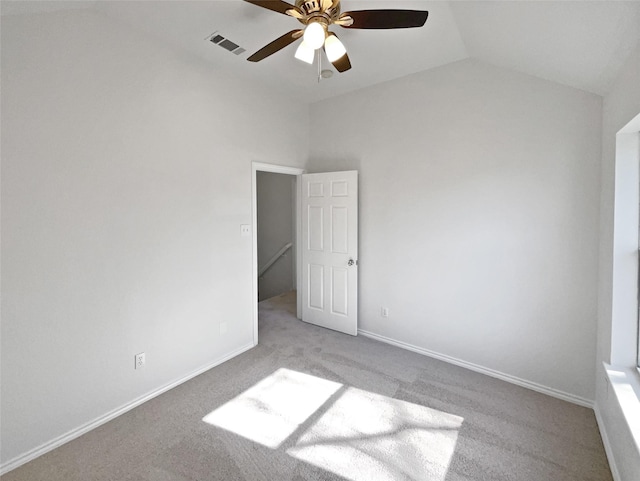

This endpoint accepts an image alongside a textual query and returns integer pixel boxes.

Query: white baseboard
[358,329,594,408]
[0,343,254,476]
[594,404,622,481]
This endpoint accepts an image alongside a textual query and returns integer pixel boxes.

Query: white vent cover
[207,31,246,56]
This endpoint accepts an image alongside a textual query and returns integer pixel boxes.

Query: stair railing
[258,242,293,278]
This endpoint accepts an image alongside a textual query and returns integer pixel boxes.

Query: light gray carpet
[2,291,612,481]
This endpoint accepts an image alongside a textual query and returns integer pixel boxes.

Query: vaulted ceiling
[3,1,640,103]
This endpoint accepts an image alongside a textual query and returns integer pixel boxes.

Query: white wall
[596,44,640,481]
[0,8,307,466]
[257,172,295,301]
[308,59,602,402]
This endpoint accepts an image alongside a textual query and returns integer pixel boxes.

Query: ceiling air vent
[207,31,246,56]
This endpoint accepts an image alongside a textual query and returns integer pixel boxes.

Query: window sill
[605,363,640,453]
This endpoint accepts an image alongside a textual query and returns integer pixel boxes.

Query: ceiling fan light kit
[303,21,326,49]
[295,41,315,64]
[244,0,428,74]
[324,34,346,62]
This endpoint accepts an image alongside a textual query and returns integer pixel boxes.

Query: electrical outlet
[135,352,146,370]
[381,307,389,318]
[220,322,228,335]
[240,225,251,237]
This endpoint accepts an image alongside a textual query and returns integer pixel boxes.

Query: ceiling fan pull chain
[317,49,322,83]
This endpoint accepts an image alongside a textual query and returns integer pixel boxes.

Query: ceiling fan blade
[247,30,303,62]
[340,10,428,29]
[244,0,300,16]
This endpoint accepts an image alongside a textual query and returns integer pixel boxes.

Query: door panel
[302,171,358,335]
[308,264,324,310]
[308,206,324,251]
[331,267,348,316]
[331,206,348,253]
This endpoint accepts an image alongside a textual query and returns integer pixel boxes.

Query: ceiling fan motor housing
[296,0,341,22]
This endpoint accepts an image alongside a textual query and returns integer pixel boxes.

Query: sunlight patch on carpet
[202,368,342,448]
[203,368,463,480]
[287,387,463,481]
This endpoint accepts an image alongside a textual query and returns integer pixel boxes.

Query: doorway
[251,162,304,345]
[257,171,296,301]
[251,163,360,343]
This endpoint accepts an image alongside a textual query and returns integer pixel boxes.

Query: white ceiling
[3,0,640,103]
[451,1,640,96]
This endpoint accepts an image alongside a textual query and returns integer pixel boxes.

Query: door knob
[348,259,357,267]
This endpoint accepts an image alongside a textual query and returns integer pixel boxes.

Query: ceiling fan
[243,0,429,73]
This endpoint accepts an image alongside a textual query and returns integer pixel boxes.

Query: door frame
[251,161,305,346]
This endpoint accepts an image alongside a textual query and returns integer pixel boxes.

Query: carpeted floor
[2,291,612,481]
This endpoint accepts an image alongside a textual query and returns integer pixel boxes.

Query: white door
[301,171,358,335]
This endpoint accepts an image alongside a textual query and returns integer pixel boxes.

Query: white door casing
[251,162,304,346]
[301,171,358,335]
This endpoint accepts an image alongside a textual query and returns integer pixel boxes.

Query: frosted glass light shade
[304,22,326,50]
[295,41,315,64]
[324,35,346,62]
